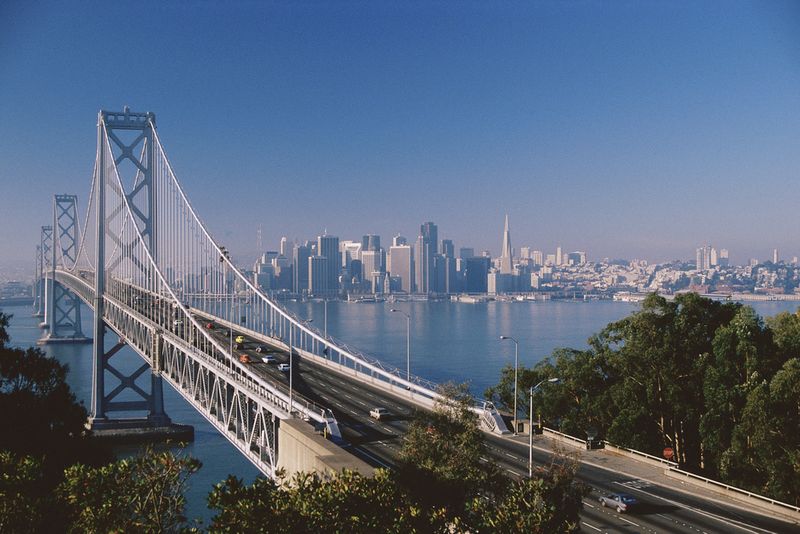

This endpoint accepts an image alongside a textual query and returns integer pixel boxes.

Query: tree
[59,448,201,533]
[397,382,503,517]
[0,452,48,533]
[466,458,586,533]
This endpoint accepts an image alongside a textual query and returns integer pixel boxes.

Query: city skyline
[2,2,800,270]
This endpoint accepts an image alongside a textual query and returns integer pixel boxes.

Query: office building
[361,250,380,283]
[420,222,438,255]
[292,243,310,294]
[463,256,490,293]
[279,236,288,257]
[361,234,381,253]
[415,234,433,293]
[532,250,543,266]
[441,239,454,259]
[392,234,407,246]
[308,256,329,295]
[556,246,563,266]
[499,214,513,274]
[719,248,730,267]
[520,246,531,260]
[317,234,340,295]
[773,248,779,264]
[387,244,413,292]
[459,247,474,259]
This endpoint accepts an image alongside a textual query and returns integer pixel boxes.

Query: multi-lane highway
[208,319,799,534]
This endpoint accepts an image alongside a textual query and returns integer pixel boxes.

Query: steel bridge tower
[38,195,90,344]
[88,108,175,433]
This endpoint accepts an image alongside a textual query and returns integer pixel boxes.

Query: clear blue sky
[1,1,799,270]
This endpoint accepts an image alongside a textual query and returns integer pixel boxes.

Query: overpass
[33,108,799,532]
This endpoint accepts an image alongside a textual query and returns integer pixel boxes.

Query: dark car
[599,492,638,513]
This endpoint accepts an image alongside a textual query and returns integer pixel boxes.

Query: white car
[277,363,290,372]
[370,407,389,420]
[261,355,277,364]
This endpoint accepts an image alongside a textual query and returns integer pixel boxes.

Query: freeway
[208,320,799,534]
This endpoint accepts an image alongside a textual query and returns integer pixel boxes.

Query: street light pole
[528,377,562,477]
[500,335,519,434]
[289,318,312,417]
[390,309,411,381]
[324,299,328,338]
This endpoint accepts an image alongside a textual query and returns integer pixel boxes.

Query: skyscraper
[361,234,381,252]
[279,236,288,257]
[292,243,310,294]
[420,222,438,255]
[441,239,454,259]
[388,245,413,292]
[317,234,340,295]
[415,234,433,294]
[773,248,779,264]
[459,247,474,259]
[556,246,562,266]
[308,256,328,295]
[499,215,513,274]
[392,234,407,246]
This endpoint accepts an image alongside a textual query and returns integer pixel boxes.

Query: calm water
[3,298,798,524]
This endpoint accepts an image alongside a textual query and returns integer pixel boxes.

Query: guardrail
[541,426,799,519]
[665,467,800,515]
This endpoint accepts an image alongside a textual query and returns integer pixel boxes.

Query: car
[255,345,269,353]
[369,407,390,420]
[205,322,214,329]
[261,355,277,364]
[277,363,290,372]
[598,492,638,513]
[235,335,245,344]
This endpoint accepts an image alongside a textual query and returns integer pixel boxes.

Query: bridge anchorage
[40,107,509,478]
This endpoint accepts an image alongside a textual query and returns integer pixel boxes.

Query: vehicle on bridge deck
[255,345,270,353]
[370,407,390,420]
[277,363,290,372]
[261,355,277,364]
[599,492,638,513]
[205,321,214,329]
[239,354,255,364]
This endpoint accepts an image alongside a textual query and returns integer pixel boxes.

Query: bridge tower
[32,244,43,318]
[38,195,90,344]
[89,107,174,432]
[37,225,53,328]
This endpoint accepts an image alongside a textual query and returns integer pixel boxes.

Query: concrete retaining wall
[277,419,374,478]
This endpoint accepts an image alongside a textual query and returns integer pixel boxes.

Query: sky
[1,1,799,272]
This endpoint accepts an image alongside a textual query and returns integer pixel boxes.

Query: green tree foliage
[208,469,425,533]
[397,382,503,515]
[60,448,201,533]
[486,295,800,504]
[0,452,48,533]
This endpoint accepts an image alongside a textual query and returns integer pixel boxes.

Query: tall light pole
[529,377,561,477]
[500,335,519,434]
[390,308,411,381]
[289,318,312,416]
[324,299,328,338]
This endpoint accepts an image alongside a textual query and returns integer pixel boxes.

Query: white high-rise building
[499,214,513,274]
[556,246,562,266]
[773,248,779,264]
[388,245,413,292]
[532,250,543,266]
[279,236,288,257]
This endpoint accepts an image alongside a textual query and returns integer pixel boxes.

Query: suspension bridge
[31,107,508,478]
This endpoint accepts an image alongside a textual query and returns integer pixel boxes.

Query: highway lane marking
[612,483,777,534]
[581,521,601,532]
[618,516,639,527]
[353,446,392,469]
[583,502,595,509]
